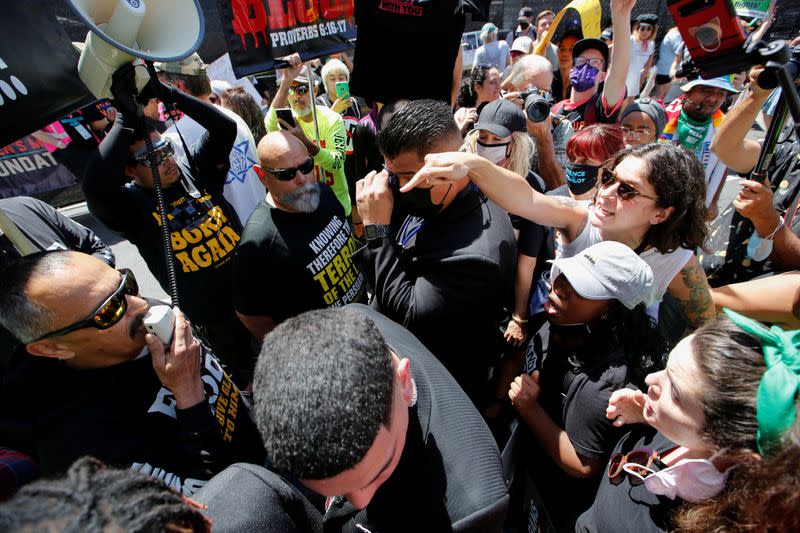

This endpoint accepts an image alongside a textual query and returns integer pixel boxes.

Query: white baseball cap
[548,241,654,309]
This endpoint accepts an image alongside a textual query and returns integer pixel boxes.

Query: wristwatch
[363,224,391,242]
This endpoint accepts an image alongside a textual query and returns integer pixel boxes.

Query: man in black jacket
[0,196,114,270]
[82,67,257,384]
[356,99,517,405]
[253,305,508,532]
[0,251,264,494]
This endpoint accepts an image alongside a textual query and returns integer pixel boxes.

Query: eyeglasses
[288,84,310,95]
[35,269,139,341]
[607,448,665,485]
[574,57,605,70]
[133,138,175,166]
[620,126,654,140]
[637,23,654,31]
[264,157,315,181]
[600,167,659,202]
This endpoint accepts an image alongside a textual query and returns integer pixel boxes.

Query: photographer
[704,66,800,287]
[504,54,573,190]
[82,65,258,386]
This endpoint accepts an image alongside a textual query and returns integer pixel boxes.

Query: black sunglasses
[289,84,310,95]
[264,158,315,181]
[600,168,659,202]
[35,269,139,341]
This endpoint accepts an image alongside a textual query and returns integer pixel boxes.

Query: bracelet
[511,314,528,325]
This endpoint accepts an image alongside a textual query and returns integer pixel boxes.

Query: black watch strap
[364,224,391,241]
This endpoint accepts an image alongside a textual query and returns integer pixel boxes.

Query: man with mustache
[233,132,366,341]
[0,251,264,494]
[265,54,351,217]
[82,66,258,386]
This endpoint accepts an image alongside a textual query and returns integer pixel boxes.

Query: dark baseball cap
[635,13,659,25]
[474,99,527,137]
[572,38,610,70]
[518,7,534,19]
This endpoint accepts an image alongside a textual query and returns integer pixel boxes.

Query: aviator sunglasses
[264,157,315,181]
[35,269,139,341]
[600,167,660,202]
[132,138,175,166]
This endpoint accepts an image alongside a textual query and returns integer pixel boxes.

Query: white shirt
[164,107,265,227]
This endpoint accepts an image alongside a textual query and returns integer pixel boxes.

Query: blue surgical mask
[570,63,600,92]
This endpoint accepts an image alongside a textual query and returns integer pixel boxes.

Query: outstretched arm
[402,151,588,239]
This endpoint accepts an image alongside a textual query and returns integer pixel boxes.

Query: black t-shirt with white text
[233,185,366,322]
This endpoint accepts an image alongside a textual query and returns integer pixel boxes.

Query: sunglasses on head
[607,448,666,485]
[132,138,175,166]
[36,269,139,341]
[288,84,310,95]
[264,157,315,181]
[600,167,659,202]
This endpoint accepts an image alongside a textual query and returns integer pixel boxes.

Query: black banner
[0,136,79,199]
[216,0,356,78]
[0,2,94,148]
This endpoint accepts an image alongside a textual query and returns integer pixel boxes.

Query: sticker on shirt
[226,139,258,184]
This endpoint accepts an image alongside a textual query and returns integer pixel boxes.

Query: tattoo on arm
[553,196,580,208]
[678,260,715,330]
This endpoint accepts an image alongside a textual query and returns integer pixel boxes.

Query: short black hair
[0,251,69,343]
[379,99,460,159]
[253,307,395,480]
[0,456,211,533]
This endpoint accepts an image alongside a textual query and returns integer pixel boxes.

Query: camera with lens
[519,87,552,123]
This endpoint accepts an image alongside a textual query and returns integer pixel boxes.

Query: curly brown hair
[220,86,266,143]
[608,143,709,254]
[674,418,800,532]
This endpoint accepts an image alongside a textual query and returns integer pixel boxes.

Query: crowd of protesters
[0,0,799,531]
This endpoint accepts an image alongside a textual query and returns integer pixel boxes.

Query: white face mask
[747,218,784,262]
[476,140,510,165]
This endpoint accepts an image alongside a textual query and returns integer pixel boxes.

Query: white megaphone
[67,0,205,99]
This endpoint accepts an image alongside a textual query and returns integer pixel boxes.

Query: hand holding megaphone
[110,63,142,118]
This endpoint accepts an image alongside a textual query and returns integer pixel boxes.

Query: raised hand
[606,388,646,427]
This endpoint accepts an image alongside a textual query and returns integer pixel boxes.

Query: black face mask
[394,184,452,218]
[519,21,530,30]
[565,163,600,196]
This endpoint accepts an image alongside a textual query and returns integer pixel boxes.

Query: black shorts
[655,74,672,85]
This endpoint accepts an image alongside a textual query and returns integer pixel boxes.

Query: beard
[274,181,321,213]
[292,103,313,118]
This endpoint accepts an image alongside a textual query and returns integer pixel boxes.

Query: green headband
[723,308,800,455]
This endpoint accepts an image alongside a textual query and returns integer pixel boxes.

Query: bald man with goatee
[233,132,367,340]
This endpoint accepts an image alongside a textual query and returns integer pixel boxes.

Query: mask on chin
[570,64,600,92]
[476,140,511,166]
